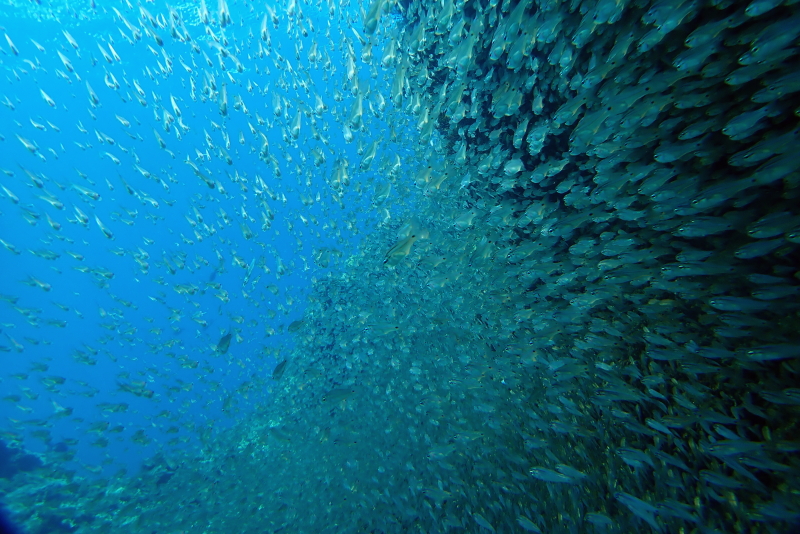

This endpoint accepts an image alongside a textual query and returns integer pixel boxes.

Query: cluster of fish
[3,0,800,531]
[1,0,418,491]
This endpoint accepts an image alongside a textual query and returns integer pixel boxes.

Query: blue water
[0,1,390,477]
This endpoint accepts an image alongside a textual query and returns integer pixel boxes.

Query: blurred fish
[215,332,232,354]
[272,360,287,380]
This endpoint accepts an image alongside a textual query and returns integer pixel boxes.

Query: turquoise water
[1,0,799,532]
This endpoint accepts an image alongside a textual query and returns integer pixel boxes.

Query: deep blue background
[0,0,400,476]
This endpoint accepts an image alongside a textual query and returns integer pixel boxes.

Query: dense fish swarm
[1,0,800,532]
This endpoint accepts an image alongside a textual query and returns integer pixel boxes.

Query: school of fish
[1,0,799,532]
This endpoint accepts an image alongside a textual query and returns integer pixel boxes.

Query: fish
[321,387,359,405]
[529,467,575,483]
[271,360,288,380]
[215,332,232,354]
[516,516,542,532]
[472,513,496,533]
[94,216,114,240]
[383,221,429,267]
[615,492,662,531]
